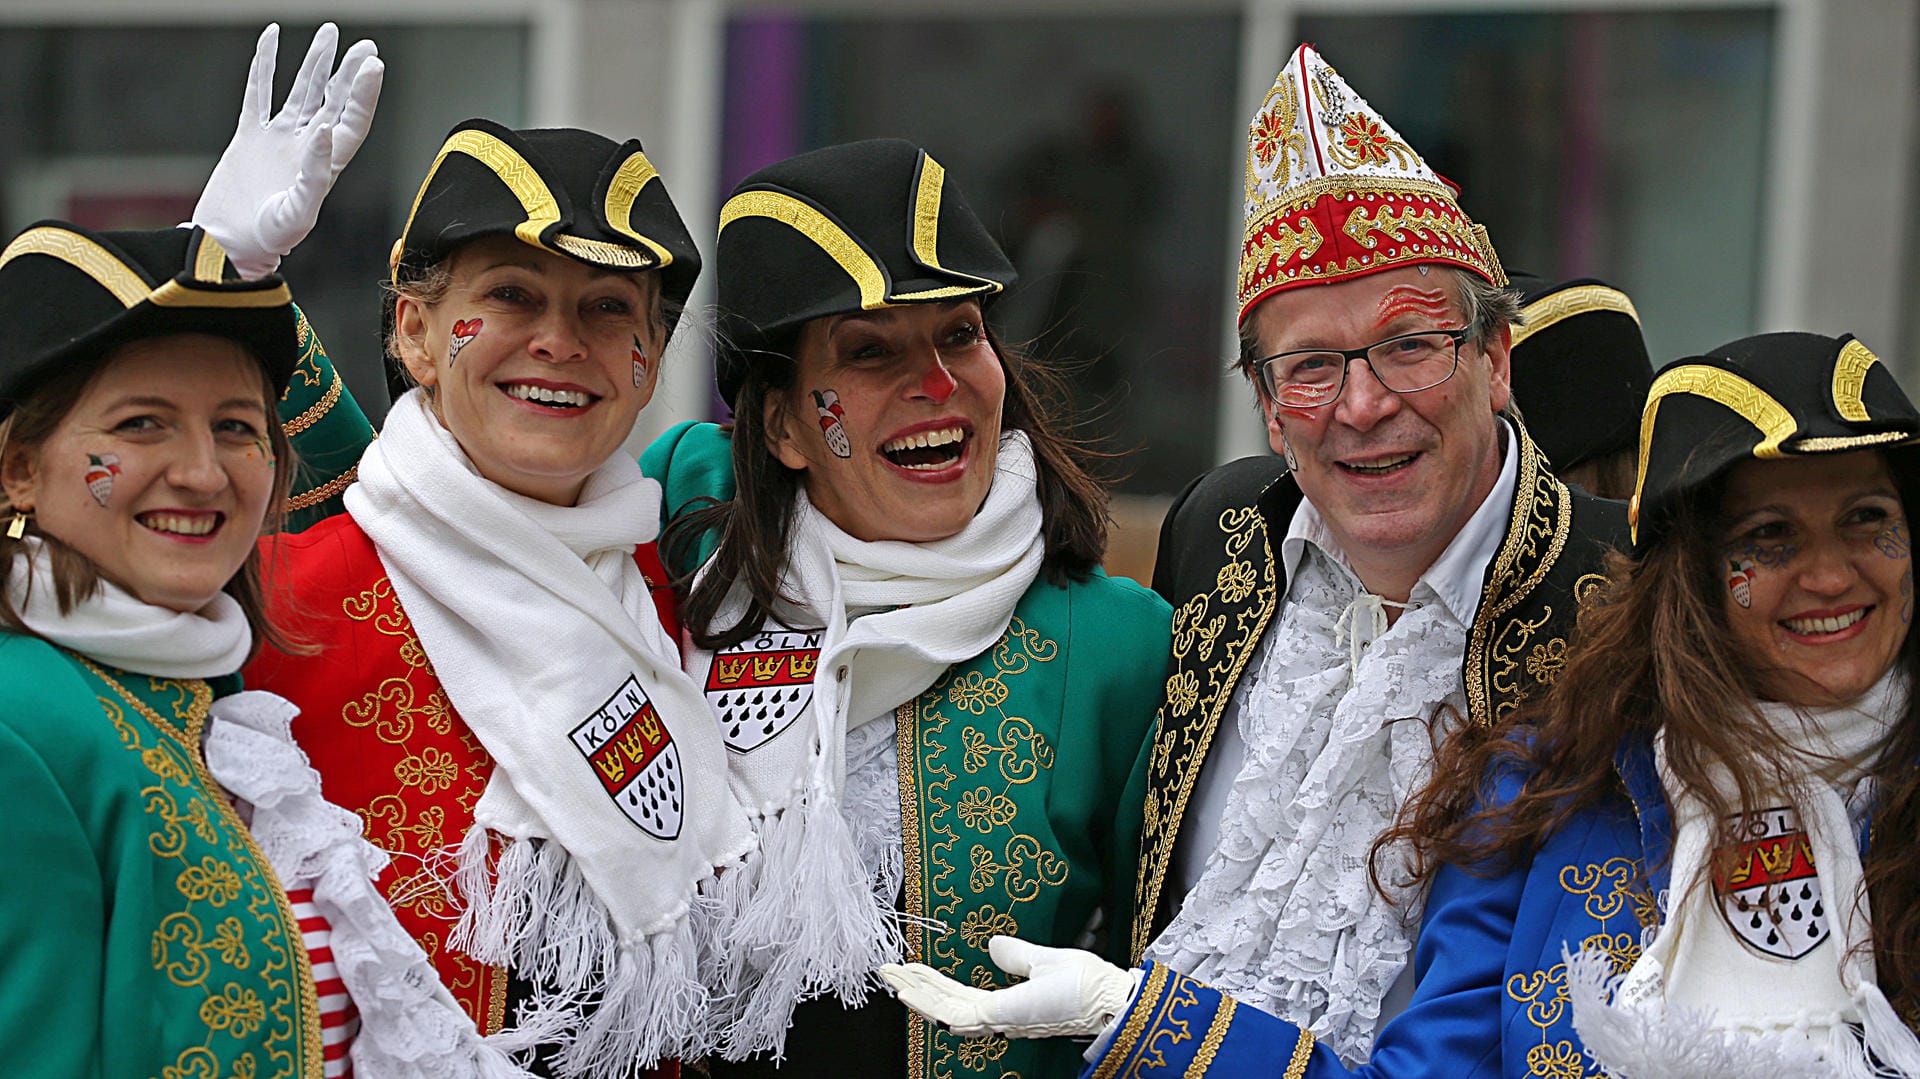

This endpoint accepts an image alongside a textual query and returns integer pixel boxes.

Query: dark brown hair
[670,321,1110,650]
[1381,452,1920,1011]
[1557,447,1639,502]
[0,341,300,660]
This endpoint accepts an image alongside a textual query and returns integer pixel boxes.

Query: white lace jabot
[1152,420,1517,1066]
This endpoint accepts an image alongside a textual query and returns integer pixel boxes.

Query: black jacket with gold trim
[1130,423,1629,959]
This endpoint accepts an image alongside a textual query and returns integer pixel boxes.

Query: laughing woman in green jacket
[644,139,1170,1079]
[0,220,532,1079]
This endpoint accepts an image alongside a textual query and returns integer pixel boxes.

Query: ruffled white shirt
[1157,420,1517,1061]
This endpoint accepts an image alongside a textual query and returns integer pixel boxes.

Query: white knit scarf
[1570,671,1920,1078]
[345,391,750,1072]
[688,431,1044,1059]
[7,540,532,1078]
[7,535,252,677]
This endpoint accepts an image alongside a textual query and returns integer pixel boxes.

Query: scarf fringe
[1853,982,1920,1077]
[1566,945,1920,1079]
[714,786,908,1061]
[451,829,714,1072]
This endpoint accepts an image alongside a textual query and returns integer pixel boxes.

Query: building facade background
[3,0,1912,578]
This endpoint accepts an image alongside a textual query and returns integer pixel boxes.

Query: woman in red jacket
[245,118,747,1078]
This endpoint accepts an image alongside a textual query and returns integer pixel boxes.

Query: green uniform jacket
[0,635,322,1079]
[645,421,1171,1079]
[277,306,374,534]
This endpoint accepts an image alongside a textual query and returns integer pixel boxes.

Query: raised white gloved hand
[191,22,384,279]
[878,935,1134,1039]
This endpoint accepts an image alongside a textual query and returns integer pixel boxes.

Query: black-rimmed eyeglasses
[1255,327,1471,409]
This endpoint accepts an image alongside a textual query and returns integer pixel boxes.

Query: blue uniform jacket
[1085,738,1877,1078]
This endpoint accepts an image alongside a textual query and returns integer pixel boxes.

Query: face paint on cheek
[448,318,483,367]
[1276,380,1335,421]
[1726,555,1756,609]
[811,389,851,458]
[249,436,275,467]
[631,335,649,389]
[1875,519,1911,560]
[83,453,121,507]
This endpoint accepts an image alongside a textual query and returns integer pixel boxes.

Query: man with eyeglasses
[880,44,1632,1073]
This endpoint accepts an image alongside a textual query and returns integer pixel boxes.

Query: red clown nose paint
[920,362,957,402]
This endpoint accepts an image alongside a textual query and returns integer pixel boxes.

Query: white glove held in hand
[879,935,1134,1039]
[192,23,384,279]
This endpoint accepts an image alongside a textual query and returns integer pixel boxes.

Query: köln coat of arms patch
[568,675,683,841]
[1714,805,1828,960]
[704,629,822,752]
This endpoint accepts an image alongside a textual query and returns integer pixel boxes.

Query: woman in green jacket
[646,139,1171,1079]
[0,218,538,1079]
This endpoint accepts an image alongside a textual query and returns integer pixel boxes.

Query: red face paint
[1373,285,1452,329]
[1276,377,1336,420]
[920,361,957,402]
[448,317,483,366]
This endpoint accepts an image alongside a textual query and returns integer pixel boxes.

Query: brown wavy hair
[0,343,299,660]
[669,322,1110,650]
[1379,451,1920,1012]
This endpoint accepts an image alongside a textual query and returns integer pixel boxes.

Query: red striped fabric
[287,887,359,1078]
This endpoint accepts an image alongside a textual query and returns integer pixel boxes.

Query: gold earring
[7,511,28,539]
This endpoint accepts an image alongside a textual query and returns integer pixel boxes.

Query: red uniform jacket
[248,511,680,1038]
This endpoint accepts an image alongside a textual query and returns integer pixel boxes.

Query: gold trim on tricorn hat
[712,138,1017,405]
[390,118,700,311]
[1505,272,1652,472]
[1238,44,1505,324]
[0,222,297,412]
[1629,332,1920,547]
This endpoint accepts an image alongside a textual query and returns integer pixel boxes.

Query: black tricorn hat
[391,118,701,312]
[1630,331,1920,548]
[713,138,1017,405]
[0,222,297,413]
[1506,271,1653,473]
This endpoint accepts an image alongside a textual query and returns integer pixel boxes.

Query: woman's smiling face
[765,301,1005,543]
[1719,451,1912,708]
[394,236,665,506]
[1,334,278,612]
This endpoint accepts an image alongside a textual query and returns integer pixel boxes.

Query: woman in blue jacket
[884,330,1920,1078]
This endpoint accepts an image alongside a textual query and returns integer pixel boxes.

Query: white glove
[878,935,1135,1039]
[191,22,384,279]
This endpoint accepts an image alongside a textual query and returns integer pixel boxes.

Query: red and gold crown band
[1236,44,1506,325]
[1238,183,1505,323]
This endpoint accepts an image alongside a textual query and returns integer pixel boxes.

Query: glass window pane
[0,22,532,423]
[1296,9,1776,367]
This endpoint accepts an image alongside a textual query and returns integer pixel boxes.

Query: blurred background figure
[993,84,1161,443]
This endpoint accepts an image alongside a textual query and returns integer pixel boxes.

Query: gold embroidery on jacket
[1506,856,1656,1077]
[1133,500,1279,961]
[903,617,1061,1079]
[1089,963,1174,1079]
[83,659,320,1078]
[1466,428,1574,726]
[334,576,505,1033]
